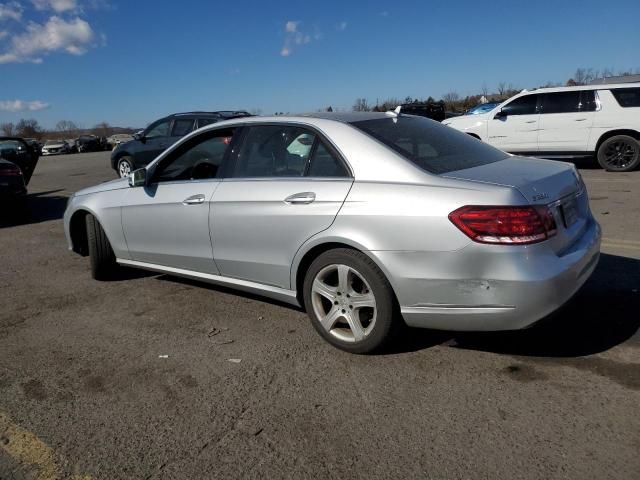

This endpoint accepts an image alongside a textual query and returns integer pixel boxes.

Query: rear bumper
[373,218,601,332]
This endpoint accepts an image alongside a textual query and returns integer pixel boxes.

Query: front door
[137,118,173,167]
[121,127,237,273]
[211,124,353,288]
[487,93,541,153]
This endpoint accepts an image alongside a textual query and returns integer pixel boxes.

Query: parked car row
[444,83,640,172]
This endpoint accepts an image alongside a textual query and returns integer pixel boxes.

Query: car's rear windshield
[350,116,508,174]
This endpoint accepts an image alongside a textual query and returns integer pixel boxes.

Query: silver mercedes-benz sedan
[64,112,601,353]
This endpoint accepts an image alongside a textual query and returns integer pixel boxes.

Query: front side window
[171,119,195,137]
[153,128,235,183]
[501,94,539,116]
[145,120,171,139]
[231,126,314,178]
[351,116,508,174]
[611,87,640,107]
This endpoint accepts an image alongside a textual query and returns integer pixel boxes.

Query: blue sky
[0,0,639,129]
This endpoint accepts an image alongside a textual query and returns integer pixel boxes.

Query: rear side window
[611,88,640,107]
[351,116,508,174]
[197,118,217,129]
[231,125,313,178]
[501,94,539,115]
[541,91,597,113]
[171,119,195,136]
[308,142,348,177]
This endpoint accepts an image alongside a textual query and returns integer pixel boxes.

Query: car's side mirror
[129,168,147,187]
[494,109,507,119]
[134,133,146,143]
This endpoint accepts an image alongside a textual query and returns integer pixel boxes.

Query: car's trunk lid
[443,156,589,255]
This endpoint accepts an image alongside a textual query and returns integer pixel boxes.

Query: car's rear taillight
[449,205,557,245]
[0,164,23,177]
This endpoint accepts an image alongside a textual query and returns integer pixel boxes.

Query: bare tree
[92,122,112,137]
[481,83,489,98]
[15,119,43,139]
[497,82,507,96]
[352,98,371,112]
[55,120,79,138]
[442,91,460,106]
[1,122,15,136]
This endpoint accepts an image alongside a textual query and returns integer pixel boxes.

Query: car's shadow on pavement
[390,253,640,357]
[0,189,68,228]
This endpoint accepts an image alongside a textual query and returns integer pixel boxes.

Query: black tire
[303,248,398,354]
[86,214,117,280]
[597,135,640,172]
[117,156,134,178]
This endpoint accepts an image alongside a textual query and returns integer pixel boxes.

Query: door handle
[183,194,205,205]
[574,118,587,122]
[525,120,537,124]
[284,192,316,204]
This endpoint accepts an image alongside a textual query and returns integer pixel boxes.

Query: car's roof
[169,110,252,118]
[521,82,640,94]
[299,111,393,123]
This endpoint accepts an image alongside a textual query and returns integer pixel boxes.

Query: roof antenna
[385,105,402,117]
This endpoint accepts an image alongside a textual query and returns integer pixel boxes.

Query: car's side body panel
[211,177,353,288]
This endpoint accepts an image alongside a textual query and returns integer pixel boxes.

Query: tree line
[350,66,640,113]
[0,119,135,140]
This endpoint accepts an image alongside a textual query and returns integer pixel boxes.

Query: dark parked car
[110,111,252,177]
[0,137,40,208]
[399,102,446,122]
[76,135,105,153]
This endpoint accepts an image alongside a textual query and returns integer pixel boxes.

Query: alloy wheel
[603,140,638,170]
[311,264,377,343]
[118,160,131,178]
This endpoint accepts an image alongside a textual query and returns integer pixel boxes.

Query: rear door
[487,94,540,153]
[211,124,353,288]
[538,90,597,153]
[168,117,196,147]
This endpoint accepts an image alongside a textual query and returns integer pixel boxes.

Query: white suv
[443,83,640,172]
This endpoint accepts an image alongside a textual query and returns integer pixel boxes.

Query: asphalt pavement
[1,152,639,479]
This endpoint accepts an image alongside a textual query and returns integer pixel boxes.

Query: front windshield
[466,103,500,115]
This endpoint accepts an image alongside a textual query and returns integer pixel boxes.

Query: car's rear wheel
[597,135,640,172]
[117,156,133,178]
[303,248,397,354]
[86,214,117,280]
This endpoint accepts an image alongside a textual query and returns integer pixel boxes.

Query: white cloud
[281,20,316,56]
[32,0,78,13]
[0,30,7,39]
[0,15,95,63]
[285,20,298,33]
[0,99,50,112]
[0,2,23,21]
[337,21,347,31]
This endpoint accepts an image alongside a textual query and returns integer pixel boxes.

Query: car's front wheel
[117,156,133,178]
[303,248,398,354]
[86,214,117,280]
[597,135,640,172]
